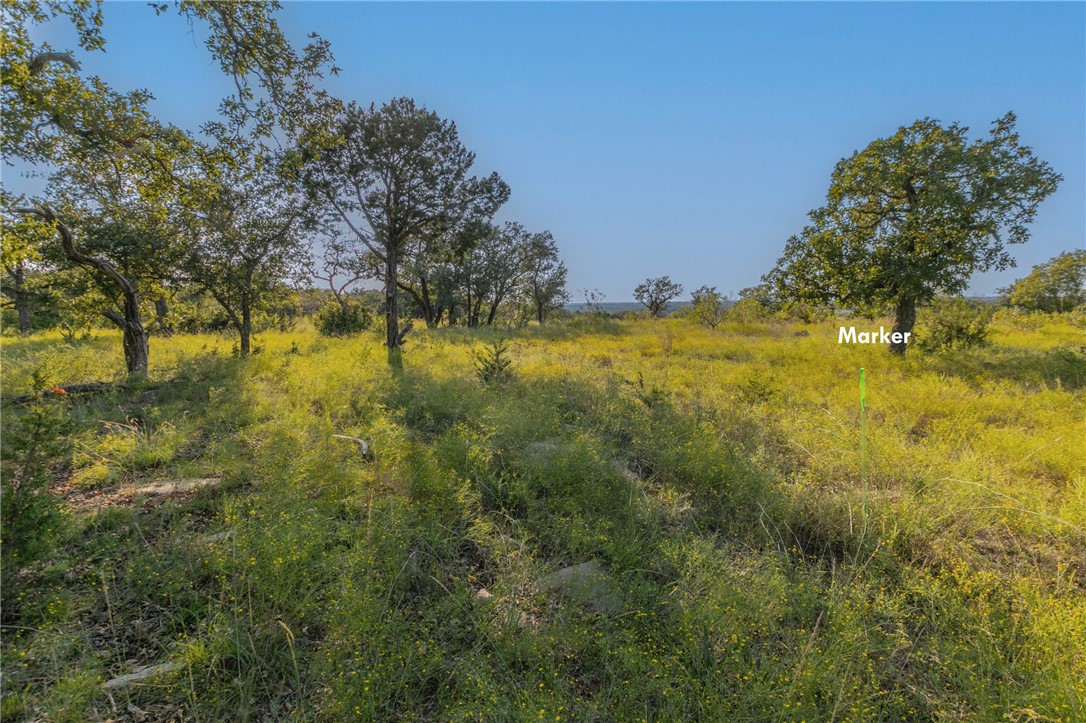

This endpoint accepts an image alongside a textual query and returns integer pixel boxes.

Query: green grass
[1,317,1083,721]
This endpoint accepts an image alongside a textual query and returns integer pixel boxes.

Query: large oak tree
[765,113,1060,353]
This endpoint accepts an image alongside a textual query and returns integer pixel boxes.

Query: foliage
[634,275,684,317]
[182,144,308,356]
[315,300,371,337]
[297,96,510,362]
[522,230,569,324]
[778,300,834,323]
[471,337,514,385]
[1002,250,1086,314]
[689,285,727,328]
[915,296,993,352]
[726,296,774,324]
[765,113,1060,353]
[1,401,70,611]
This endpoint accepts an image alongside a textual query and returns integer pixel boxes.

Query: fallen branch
[102,662,180,690]
[5,381,160,405]
[333,434,374,461]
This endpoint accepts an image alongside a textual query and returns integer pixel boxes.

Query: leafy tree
[522,230,568,324]
[23,125,193,375]
[1002,250,1086,313]
[458,222,536,327]
[299,97,509,366]
[397,220,483,328]
[1,203,55,333]
[634,276,684,317]
[690,285,727,329]
[1,0,107,165]
[4,0,329,373]
[765,113,1060,353]
[182,147,308,356]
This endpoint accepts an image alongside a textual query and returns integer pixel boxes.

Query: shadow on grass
[926,344,1086,391]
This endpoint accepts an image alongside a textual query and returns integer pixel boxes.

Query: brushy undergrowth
[1,317,1083,721]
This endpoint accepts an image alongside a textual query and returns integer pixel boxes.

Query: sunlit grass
[1,315,1083,720]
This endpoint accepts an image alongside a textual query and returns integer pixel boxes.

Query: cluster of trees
[1000,250,1085,314]
[2,2,569,374]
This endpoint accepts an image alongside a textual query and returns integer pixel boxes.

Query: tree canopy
[1002,250,1086,314]
[764,113,1060,353]
[298,97,510,365]
[634,276,684,317]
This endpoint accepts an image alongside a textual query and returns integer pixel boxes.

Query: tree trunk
[239,302,252,357]
[485,300,500,326]
[103,294,149,378]
[385,245,403,369]
[36,206,149,377]
[15,290,32,334]
[154,297,173,336]
[890,295,916,355]
[536,300,545,324]
[8,264,33,334]
[333,288,350,313]
[419,278,437,329]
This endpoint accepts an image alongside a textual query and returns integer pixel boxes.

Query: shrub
[315,301,372,337]
[726,297,773,324]
[690,286,727,329]
[472,338,514,385]
[1,401,70,610]
[778,300,833,323]
[915,297,992,352]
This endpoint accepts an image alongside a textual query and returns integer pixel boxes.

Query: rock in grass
[135,478,219,497]
[537,560,621,614]
[103,662,179,690]
[525,438,561,460]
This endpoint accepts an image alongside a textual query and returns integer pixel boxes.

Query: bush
[315,301,372,337]
[916,297,992,352]
[1,401,70,611]
[726,297,773,324]
[472,338,514,385]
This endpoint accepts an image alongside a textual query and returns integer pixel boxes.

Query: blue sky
[17,2,1085,300]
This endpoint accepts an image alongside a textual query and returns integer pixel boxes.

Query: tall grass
[1,315,1083,720]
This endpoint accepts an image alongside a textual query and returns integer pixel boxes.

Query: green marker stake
[860,368,868,521]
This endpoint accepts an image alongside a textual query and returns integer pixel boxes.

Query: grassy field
[1,316,1084,721]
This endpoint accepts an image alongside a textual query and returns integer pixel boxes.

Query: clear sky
[16,1,1086,300]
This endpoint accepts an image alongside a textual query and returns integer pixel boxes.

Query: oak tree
[765,113,1060,353]
[634,276,684,317]
[690,285,727,329]
[522,231,568,324]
